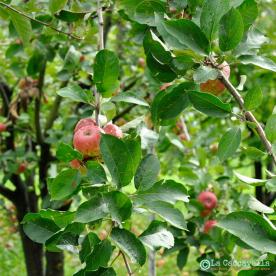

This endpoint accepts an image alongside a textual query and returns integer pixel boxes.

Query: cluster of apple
[70,117,123,169]
[197,191,218,233]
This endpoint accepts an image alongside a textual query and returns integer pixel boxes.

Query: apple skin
[197,191,217,210]
[0,123,7,132]
[74,118,97,133]
[73,125,102,156]
[160,83,172,91]
[103,123,123,139]
[204,220,217,233]
[200,61,230,95]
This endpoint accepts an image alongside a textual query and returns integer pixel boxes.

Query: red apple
[70,159,81,169]
[17,162,27,174]
[200,61,230,95]
[200,208,212,217]
[0,123,7,132]
[103,123,123,139]
[204,220,217,233]
[160,83,172,91]
[197,191,217,210]
[138,58,145,68]
[178,133,187,141]
[74,118,97,133]
[73,125,102,156]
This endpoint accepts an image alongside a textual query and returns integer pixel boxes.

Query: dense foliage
[0,0,275,275]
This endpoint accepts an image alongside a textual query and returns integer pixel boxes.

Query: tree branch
[121,251,133,276]
[0,185,16,202]
[0,2,83,40]
[210,58,276,165]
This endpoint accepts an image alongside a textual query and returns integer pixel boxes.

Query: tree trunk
[46,251,64,276]
[16,203,44,276]
[254,161,263,202]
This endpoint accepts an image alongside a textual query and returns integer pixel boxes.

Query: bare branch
[121,251,133,276]
[0,185,16,202]
[0,2,83,40]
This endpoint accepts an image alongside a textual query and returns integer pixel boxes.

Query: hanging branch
[94,0,104,125]
[121,251,133,276]
[0,2,82,40]
[209,57,276,165]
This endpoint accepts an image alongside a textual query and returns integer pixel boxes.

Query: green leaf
[146,53,177,83]
[244,86,263,110]
[86,240,113,271]
[136,180,189,204]
[161,18,210,55]
[63,46,81,72]
[27,51,46,76]
[248,196,274,214]
[155,83,193,122]
[200,0,230,41]
[57,84,92,103]
[239,55,276,72]
[100,134,134,188]
[193,66,218,83]
[49,0,68,14]
[22,213,60,244]
[139,220,174,250]
[103,191,132,223]
[8,9,32,45]
[188,91,231,117]
[75,194,108,223]
[218,127,241,161]
[217,211,276,254]
[80,267,116,276]
[85,161,107,185]
[40,209,75,228]
[79,233,100,263]
[101,102,116,121]
[234,172,267,186]
[111,228,146,266]
[56,143,82,162]
[170,55,194,75]
[177,247,189,270]
[143,29,172,64]
[134,154,160,191]
[144,201,187,230]
[48,169,81,200]
[94,49,120,97]
[265,114,276,143]
[134,0,166,26]
[219,8,244,51]
[5,43,23,59]
[124,136,142,175]
[111,91,149,107]
[237,0,258,31]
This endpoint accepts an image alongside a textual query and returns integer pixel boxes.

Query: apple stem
[209,56,276,165]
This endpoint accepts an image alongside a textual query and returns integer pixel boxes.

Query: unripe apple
[204,220,217,233]
[103,123,123,139]
[73,125,102,156]
[0,123,7,132]
[200,61,230,95]
[74,118,97,133]
[200,208,212,218]
[197,191,217,210]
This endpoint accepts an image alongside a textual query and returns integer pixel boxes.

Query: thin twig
[0,2,82,40]
[121,251,133,276]
[179,115,191,141]
[209,57,276,165]
[110,250,121,266]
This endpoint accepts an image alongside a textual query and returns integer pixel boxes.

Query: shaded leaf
[265,114,276,143]
[57,84,92,103]
[56,143,82,162]
[244,86,263,110]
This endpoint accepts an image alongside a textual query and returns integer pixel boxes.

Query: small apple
[99,230,108,240]
[74,118,97,133]
[178,133,187,141]
[70,159,81,169]
[79,55,85,62]
[0,123,7,132]
[197,191,217,210]
[103,123,123,138]
[204,220,217,233]
[160,82,172,91]
[200,208,212,218]
[200,61,230,95]
[73,125,102,156]
[17,162,27,174]
[138,57,145,68]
